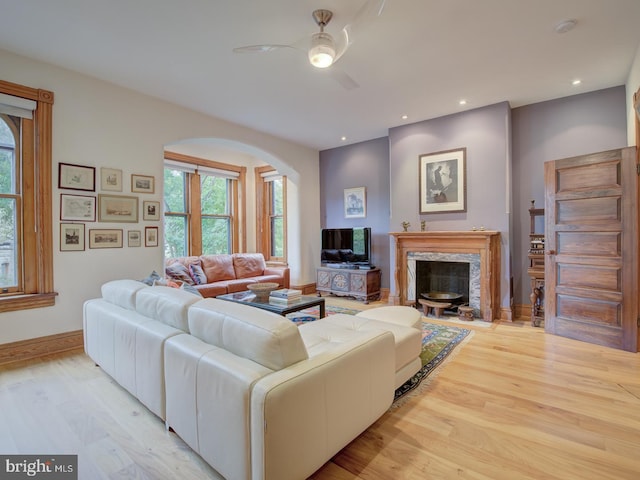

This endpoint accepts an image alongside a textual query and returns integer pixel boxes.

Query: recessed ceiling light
[341,136,347,141]
[459,99,467,105]
[572,79,582,86]
[401,114,408,120]
[555,19,577,34]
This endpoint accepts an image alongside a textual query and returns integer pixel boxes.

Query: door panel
[545,147,638,352]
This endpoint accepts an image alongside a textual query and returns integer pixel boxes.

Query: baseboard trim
[0,330,84,366]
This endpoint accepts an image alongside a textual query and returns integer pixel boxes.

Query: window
[164,152,244,258]
[0,117,18,291]
[256,166,287,263]
[0,80,56,313]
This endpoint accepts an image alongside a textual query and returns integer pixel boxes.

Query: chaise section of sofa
[165,253,289,297]
[164,298,395,480]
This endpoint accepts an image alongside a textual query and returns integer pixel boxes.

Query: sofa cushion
[233,253,266,279]
[188,298,308,370]
[135,286,201,331]
[165,262,195,285]
[102,279,148,310]
[201,254,236,282]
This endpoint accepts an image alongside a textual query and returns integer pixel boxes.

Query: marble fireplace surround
[390,231,501,322]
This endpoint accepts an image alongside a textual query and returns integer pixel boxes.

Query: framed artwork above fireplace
[419,148,466,214]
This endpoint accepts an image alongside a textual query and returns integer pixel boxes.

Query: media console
[316,266,381,304]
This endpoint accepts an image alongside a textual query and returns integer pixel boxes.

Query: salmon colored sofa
[165,253,289,298]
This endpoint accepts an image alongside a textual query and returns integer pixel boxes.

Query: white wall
[0,49,320,344]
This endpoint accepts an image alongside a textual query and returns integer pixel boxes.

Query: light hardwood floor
[1,298,639,479]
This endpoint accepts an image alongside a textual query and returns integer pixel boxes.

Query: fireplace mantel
[390,231,501,321]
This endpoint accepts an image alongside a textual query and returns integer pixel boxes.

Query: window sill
[0,292,58,314]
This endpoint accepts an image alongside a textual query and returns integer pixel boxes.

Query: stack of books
[269,288,303,304]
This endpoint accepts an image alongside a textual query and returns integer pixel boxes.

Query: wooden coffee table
[217,291,326,319]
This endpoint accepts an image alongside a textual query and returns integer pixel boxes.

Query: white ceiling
[1,0,640,151]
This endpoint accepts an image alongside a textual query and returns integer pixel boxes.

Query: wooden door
[544,147,638,352]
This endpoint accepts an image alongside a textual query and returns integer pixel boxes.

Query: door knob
[547,250,556,255]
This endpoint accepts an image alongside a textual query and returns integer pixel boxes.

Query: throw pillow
[140,270,162,286]
[165,262,195,285]
[153,279,182,289]
[180,283,202,297]
[189,263,208,285]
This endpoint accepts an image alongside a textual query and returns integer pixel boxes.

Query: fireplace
[390,231,501,321]
[410,254,478,315]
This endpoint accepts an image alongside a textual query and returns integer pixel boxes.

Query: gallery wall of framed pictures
[57,162,160,251]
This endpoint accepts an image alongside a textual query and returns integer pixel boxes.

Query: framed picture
[100,167,123,191]
[98,194,139,223]
[89,229,123,248]
[58,162,95,191]
[131,174,155,193]
[60,194,96,221]
[128,230,142,247]
[344,187,366,218]
[60,223,85,251]
[419,148,467,214]
[145,226,159,247]
[143,201,160,221]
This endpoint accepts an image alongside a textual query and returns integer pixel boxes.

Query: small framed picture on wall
[100,167,123,191]
[60,194,96,222]
[128,230,142,247]
[58,163,95,192]
[145,226,159,247]
[60,223,85,251]
[89,229,123,249]
[344,187,366,218]
[131,174,155,193]
[143,201,160,221]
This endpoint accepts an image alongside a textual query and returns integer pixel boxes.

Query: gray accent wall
[511,86,627,305]
[319,136,391,287]
[319,87,627,310]
[388,102,512,309]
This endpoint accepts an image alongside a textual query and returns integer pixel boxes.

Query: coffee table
[217,290,326,319]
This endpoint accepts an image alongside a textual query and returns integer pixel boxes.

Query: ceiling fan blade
[232,44,294,54]
[328,67,360,90]
[334,0,386,62]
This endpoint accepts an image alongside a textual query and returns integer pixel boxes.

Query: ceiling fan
[232,0,386,90]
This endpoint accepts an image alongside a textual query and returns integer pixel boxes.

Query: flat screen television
[321,227,371,266]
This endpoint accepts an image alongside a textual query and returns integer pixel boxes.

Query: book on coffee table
[270,288,302,299]
[269,296,302,305]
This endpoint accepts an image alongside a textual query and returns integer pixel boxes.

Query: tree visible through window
[270,177,284,258]
[200,174,231,255]
[0,116,18,289]
[163,153,242,259]
[163,167,188,258]
[256,166,286,263]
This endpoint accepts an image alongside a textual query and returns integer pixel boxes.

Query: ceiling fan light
[309,32,335,68]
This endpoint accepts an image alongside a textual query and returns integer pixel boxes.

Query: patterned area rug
[393,321,472,405]
[287,305,472,404]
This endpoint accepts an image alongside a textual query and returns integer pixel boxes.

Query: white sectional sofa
[83,279,422,480]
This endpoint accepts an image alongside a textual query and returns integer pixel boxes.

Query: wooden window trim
[164,151,245,254]
[255,165,287,264]
[0,80,56,313]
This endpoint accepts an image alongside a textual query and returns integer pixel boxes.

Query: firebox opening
[415,260,470,311]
